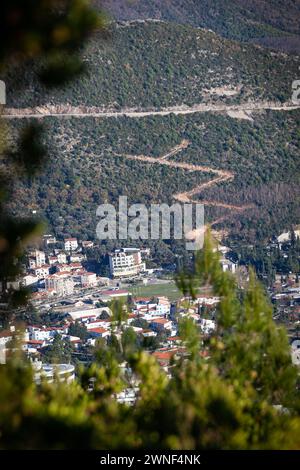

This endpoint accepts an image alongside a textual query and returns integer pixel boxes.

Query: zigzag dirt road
[114,140,255,232]
[3,100,297,236]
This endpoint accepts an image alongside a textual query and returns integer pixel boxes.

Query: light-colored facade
[57,252,67,264]
[80,272,97,287]
[220,258,237,274]
[35,250,46,267]
[22,274,39,287]
[70,253,85,262]
[33,362,75,384]
[45,273,74,296]
[82,241,94,249]
[48,255,58,265]
[43,234,57,246]
[64,238,78,252]
[33,265,50,279]
[28,250,46,269]
[109,248,145,278]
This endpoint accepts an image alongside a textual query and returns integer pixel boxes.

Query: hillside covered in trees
[100,0,300,53]
[6,108,300,249]
[3,19,299,254]
[4,21,300,109]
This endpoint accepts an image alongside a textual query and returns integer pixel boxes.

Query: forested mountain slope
[5,21,299,109]
[99,0,300,53]
[3,20,299,253]
[6,109,300,247]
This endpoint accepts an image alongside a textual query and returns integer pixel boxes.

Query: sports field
[130,281,182,302]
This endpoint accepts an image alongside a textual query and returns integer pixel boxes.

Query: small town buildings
[43,234,57,246]
[80,272,97,288]
[82,240,94,249]
[22,274,39,287]
[60,306,110,321]
[45,272,74,296]
[35,250,46,267]
[109,248,145,278]
[48,255,59,265]
[28,249,46,269]
[55,263,72,273]
[88,327,110,339]
[57,252,67,264]
[220,258,237,273]
[150,318,172,332]
[70,253,85,263]
[199,318,216,334]
[99,289,130,302]
[64,238,78,252]
[32,265,50,279]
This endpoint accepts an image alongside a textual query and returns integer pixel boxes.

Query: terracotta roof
[152,350,176,361]
[89,327,109,334]
[151,318,170,324]
[0,330,13,338]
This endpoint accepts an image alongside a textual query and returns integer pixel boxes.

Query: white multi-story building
[64,238,78,252]
[22,274,39,287]
[220,258,237,274]
[109,248,145,278]
[35,250,46,267]
[70,253,85,263]
[48,255,58,265]
[57,252,67,264]
[33,265,50,279]
[0,327,26,364]
[80,272,97,287]
[43,234,57,246]
[45,273,74,296]
[56,264,72,273]
[29,327,52,342]
[28,258,37,269]
[28,249,46,269]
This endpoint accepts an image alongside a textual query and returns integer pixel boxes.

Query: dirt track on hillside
[114,140,255,230]
[2,100,299,119]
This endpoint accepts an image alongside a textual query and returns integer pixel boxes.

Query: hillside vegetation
[3,20,299,254]
[100,0,300,53]
[6,109,299,248]
[5,21,300,109]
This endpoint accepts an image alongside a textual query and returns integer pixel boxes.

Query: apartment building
[109,248,145,278]
[32,265,50,279]
[80,272,97,287]
[64,238,78,252]
[45,272,74,296]
[28,249,46,269]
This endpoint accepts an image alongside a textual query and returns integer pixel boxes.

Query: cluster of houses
[0,288,221,372]
[20,237,98,297]
[272,277,300,326]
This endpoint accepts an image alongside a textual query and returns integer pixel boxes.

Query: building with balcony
[109,248,145,278]
[64,238,78,252]
[45,272,74,296]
